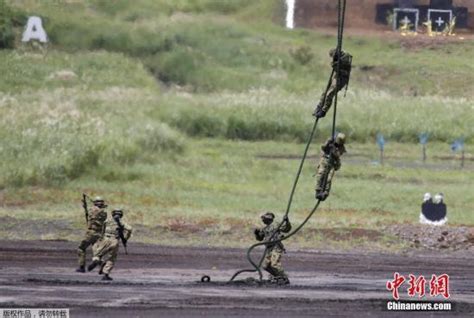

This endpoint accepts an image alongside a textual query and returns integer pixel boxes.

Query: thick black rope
[332,0,346,139]
[229,0,347,283]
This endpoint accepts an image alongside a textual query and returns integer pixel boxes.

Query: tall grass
[157,89,474,143]
[0,51,184,187]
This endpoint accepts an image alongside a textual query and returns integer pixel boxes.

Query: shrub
[137,122,185,153]
[148,48,199,86]
[172,111,226,137]
[0,0,20,49]
[290,46,314,65]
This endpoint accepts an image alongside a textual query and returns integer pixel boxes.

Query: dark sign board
[428,9,452,32]
[393,8,419,31]
[375,3,468,29]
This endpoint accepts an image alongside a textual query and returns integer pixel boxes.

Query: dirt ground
[0,241,473,317]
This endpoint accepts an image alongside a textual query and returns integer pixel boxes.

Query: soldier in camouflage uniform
[76,196,108,273]
[254,212,292,284]
[315,133,346,201]
[313,48,352,119]
[88,209,133,281]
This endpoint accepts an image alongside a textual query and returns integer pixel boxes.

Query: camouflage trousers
[262,248,287,279]
[315,155,335,195]
[78,230,102,267]
[92,236,119,275]
[319,74,349,113]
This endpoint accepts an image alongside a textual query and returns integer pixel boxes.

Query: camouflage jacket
[331,51,352,77]
[103,217,133,241]
[87,206,107,233]
[321,139,346,171]
[255,220,292,251]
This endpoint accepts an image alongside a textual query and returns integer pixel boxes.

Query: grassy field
[0,50,186,187]
[0,0,473,251]
[1,138,472,251]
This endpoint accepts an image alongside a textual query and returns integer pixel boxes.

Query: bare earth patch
[0,240,472,317]
[385,224,474,250]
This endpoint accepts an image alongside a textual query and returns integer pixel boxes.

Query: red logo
[430,274,450,299]
[386,272,405,300]
[386,273,450,300]
[407,274,426,298]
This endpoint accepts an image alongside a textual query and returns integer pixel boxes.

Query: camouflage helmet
[93,196,105,207]
[112,209,123,218]
[335,133,346,145]
[261,212,275,224]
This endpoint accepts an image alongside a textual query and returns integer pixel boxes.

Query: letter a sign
[22,16,48,43]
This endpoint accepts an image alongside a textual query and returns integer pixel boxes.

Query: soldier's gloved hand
[283,216,289,223]
[315,109,326,119]
[254,228,260,236]
[312,103,322,117]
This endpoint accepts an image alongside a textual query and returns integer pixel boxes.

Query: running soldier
[76,196,107,273]
[315,133,346,201]
[313,48,352,119]
[254,212,292,285]
[88,209,133,281]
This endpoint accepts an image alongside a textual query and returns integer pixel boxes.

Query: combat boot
[276,276,290,285]
[312,103,324,118]
[102,274,113,281]
[269,276,278,284]
[87,260,101,272]
[76,266,85,273]
[316,191,328,201]
[98,263,106,275]
[315,191,324,201]
[321,191,329,201]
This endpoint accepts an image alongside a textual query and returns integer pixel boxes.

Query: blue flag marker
[419,133,429,145]
[451,138,464,153]
[376,133,385,151]
[419,133,429,162]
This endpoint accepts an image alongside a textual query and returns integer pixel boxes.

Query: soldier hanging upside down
[88,208,133,281]
[313,48,352,119]
[76,196,108,273]
[254,212,292,285]
[315,133,347,201]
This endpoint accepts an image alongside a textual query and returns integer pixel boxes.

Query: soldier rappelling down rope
[315,133,347,201]
[254,212,292,285]
[313,49,352,119]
